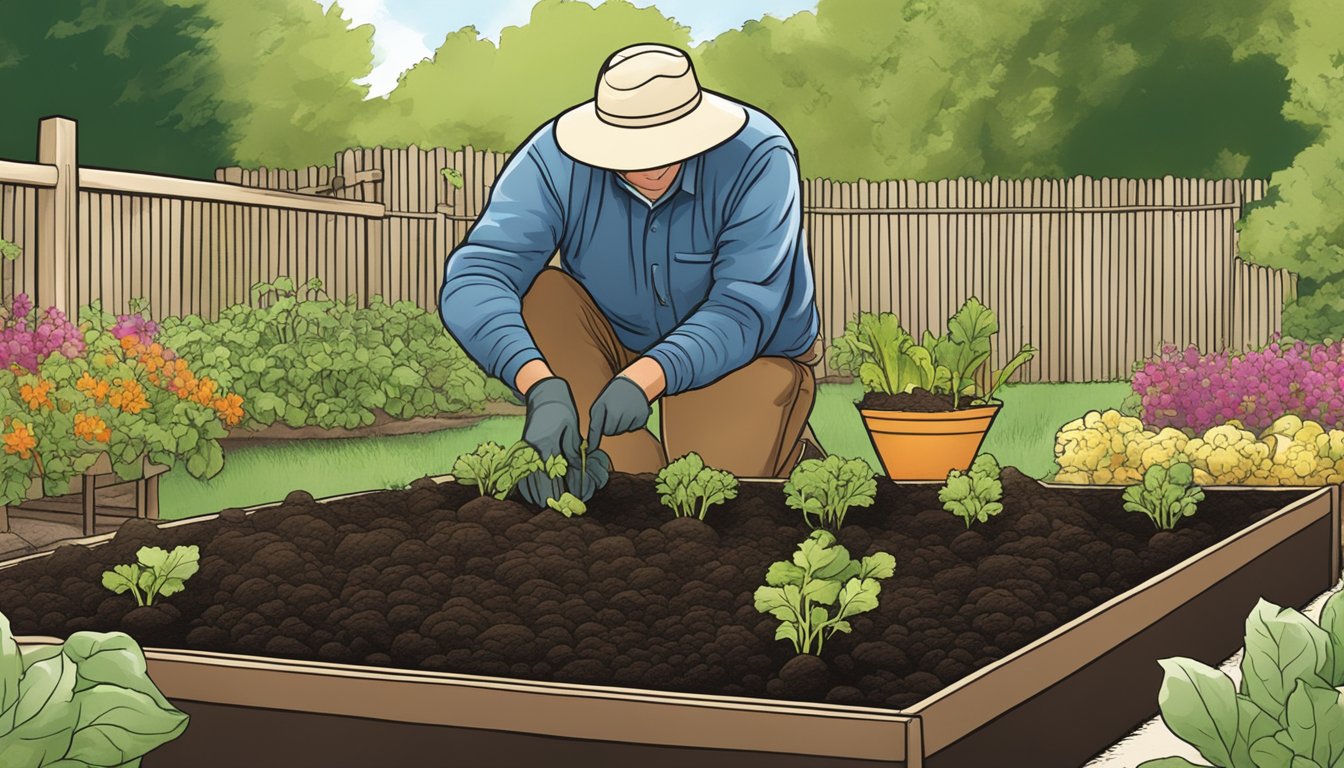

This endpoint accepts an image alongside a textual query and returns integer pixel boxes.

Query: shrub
[152,278,508,431]
[754,530,896,656]
[1132,340,1344,434]
[101,545,201,606]
[783,455,877,530]
[1054,410,1344,486]
[829,300,1036,407]
[654,453,738,520]
[1138,593,1344,768]
[0,296,240,507]
[0,610,189,764]
[452,440,562,500]
[939,453,1004,528]
[1123,461,1205,531]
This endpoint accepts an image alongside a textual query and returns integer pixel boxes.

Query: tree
[0,0,231,176]
[1234,0,1344,341]
[195,0,375,168]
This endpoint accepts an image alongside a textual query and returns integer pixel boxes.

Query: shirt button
[650,222,659,232]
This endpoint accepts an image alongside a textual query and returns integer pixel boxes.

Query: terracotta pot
[858,403,1001,481]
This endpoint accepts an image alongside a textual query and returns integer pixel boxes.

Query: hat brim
[554,91,748,171]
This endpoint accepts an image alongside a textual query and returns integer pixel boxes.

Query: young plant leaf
[1274,679,1344,768]
[1240,599,1333,715]
[1318,591,1344,686]
[1155,657,1238,768]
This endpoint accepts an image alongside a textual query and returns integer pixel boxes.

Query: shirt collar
[611,154,699,208]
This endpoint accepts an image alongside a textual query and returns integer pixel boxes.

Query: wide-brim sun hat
[555,43,748,171]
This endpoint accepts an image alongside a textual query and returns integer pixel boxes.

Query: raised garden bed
[3,473,1338,767]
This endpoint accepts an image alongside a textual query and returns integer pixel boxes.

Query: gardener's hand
[567,447,611,502]
[586,375,652,453]
[518,377,582,507]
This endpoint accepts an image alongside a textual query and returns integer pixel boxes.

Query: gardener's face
[620,163,682,202]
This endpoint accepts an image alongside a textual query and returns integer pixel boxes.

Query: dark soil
[0,472,1304,709]
[858,388,981,412]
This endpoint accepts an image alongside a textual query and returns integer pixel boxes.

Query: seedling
[783,455,877,530]
[655,453,738,520]
[939,453,1004,528]
[1124,459,1204,530]
[546,492,587,518]
[754,530,896,656]
[452,440,555,500]
[101,545,200,606]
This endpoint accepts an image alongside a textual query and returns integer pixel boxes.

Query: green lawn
[158,381,1130,521]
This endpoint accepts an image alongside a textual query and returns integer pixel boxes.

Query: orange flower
[19,379,53,410]
[74,413,111,443]
[109,379,149,415]
[213,393,244,427]
[77,372,111,404]
[192,377,217,406]
[119,335,139,352]
[2,421,36,459]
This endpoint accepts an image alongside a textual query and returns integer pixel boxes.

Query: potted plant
[829,299,1036,480]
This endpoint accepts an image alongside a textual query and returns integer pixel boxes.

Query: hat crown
[595,44,701,125]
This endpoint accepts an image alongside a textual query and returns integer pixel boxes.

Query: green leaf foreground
[101,545,200,606]
[1145,592,1344,768]
[755,530,895,656]
[0,612,188,765]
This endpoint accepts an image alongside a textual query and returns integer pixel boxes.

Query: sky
[317,0,818,98]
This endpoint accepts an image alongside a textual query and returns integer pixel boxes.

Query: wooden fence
[1,117,1294,382]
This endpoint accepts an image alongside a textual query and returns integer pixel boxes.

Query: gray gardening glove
[518,377,582,507]
[586,376,652,453]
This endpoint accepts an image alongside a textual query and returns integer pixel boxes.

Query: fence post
[35,116,78,315]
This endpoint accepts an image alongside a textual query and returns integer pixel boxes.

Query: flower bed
[1054,410,1344,485]
[1131,340,1344,433]
[151,278,510,433]
[0,295,240,510]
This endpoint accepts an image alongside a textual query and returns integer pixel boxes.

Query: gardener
[439,43,821,505]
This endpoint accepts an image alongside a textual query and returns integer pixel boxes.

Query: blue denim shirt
[438,106,819,396]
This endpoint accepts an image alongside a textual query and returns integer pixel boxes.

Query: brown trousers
[521,269,818,478]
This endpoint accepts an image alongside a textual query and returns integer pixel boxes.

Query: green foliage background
[1,0,1341,338]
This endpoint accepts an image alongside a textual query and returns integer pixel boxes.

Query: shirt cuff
[644,342,692,397]
[497,346,545,395]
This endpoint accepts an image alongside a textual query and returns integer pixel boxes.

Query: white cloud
[320,0,433,98]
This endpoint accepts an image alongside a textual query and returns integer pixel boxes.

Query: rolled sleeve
[439,141,563,388]
[646,146,802,395]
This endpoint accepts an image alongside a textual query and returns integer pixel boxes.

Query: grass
[159,381,1131,521]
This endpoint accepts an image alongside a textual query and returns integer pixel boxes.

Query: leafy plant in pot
[830,299,1036,480]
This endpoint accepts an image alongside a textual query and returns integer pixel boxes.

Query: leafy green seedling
[783,455,877,530]
[654,453,738,520]
[452,440,550,500]
[754,530,896,656]
[1123,459,1205,530]
[546,492,587,518]
[101,545,201,606]
[939,453,1004,528]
